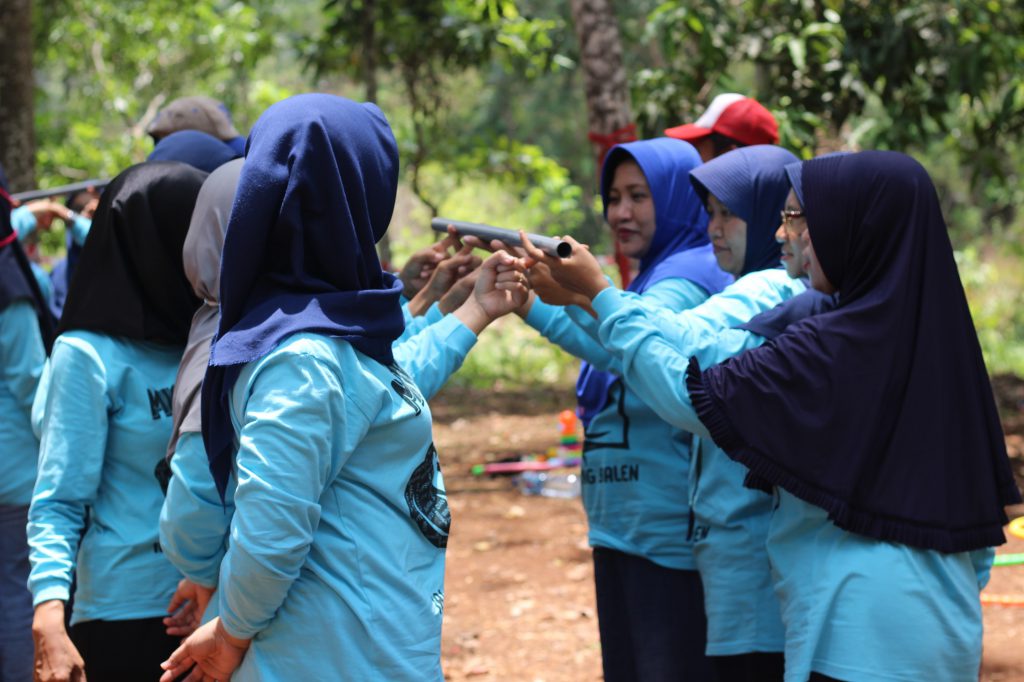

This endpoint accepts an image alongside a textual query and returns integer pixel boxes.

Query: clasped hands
[459,230,610,313]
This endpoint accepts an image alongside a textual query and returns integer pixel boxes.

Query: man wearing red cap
[665,93,779,162]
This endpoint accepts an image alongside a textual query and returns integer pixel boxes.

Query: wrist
[33,600,67,632]
[514,291,535,319]
[582,277,611,301]
[216,619,251,650]
[453,298,491,335]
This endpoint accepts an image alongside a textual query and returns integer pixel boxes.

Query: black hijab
[686,151,1019,553]
[0,164,56,351]
[58,162,207,344]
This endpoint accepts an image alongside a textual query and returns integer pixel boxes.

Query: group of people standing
[0,88,1018,682]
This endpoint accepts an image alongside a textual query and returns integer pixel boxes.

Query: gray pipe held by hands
[12,179,111,203]
[431,218,572,259]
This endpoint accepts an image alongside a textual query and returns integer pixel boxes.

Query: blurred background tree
[16,0,1024,377]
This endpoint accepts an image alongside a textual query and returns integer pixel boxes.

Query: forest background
[1,0,1022,388]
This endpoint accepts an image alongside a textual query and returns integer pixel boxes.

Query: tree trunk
[0,0,37,191]
[569,0,635,286]
[570,0,634,161]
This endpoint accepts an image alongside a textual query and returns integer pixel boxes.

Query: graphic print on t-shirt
[405,443,451,548]
[388,364,425,416]
[147,385,174,420]
[582,378,630,452]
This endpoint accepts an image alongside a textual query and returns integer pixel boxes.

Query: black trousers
[593,547,714,681]
[71,617,181,682]
[710,652,784,682]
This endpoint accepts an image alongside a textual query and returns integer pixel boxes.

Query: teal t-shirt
[215,332,451,681]
[526,278,709,570]
[159,313,477,601]
[0,300,46,506]
[592,275,808,654]
[160,431,233,589]
[769,489,983,682]
[27,331,183,623]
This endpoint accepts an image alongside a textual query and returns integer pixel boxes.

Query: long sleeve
[217,351,373,640]
[596,296,762,438]
[70,215,92,247]
[159,432,234,588]
[525,278,708,374]
[392,313,477,400]
[396,300,444,343]
[0,300,46,421]
[593,269,805,351]
[10,206,37,240]
[27,337,109,605]
[592,270,803,437]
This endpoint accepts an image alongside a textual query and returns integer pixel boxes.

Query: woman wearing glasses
[521,144,805,680]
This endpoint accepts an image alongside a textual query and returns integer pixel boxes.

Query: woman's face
[706,193,747,276]
[606,160,656,260]
[802,229,836,294]
[775,189,808,279]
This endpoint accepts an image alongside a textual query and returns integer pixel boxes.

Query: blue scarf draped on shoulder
[686,151,1020,553]
[575,138,732,426]
[201,94,406,500]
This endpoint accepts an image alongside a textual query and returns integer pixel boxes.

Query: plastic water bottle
[513,471,581,499]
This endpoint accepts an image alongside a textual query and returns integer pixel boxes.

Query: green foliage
[33,0,277,184]
[955,247,1024,376]
[636,0,1024,214]
[447,315,580,389]
[27,0,1024,385]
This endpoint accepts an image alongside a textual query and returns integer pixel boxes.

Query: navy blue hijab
[689,145,798,276]
[687,151,1020,553]
[576,138,733,425]
[0,164,57,351]
[148,130,241,173]
[202,94,405,500]
[737,156,843,339]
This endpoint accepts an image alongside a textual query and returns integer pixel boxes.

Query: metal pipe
[12,178,110,203]
[431,218,572,259]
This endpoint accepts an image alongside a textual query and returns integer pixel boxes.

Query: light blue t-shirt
[215,332,449,681]
[0,301,46,506]
[526,278,709,570]
[769,489,983,682]
[159,314,477,599]
[592,274,804,655]
[27,331,183,624]
[160,432,234,589]
[594,283,992,665]
[29,262,54,307]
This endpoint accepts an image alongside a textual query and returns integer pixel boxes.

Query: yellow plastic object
[1009,516,1024,541]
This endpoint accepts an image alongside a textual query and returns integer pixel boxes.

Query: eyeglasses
[779,208,806,235]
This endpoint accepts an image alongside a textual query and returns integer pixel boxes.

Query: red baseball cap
[665,93,779,146]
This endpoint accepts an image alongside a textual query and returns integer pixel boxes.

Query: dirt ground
[433,377,1024,682]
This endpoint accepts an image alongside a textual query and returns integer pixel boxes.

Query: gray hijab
[166,158,243,459]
